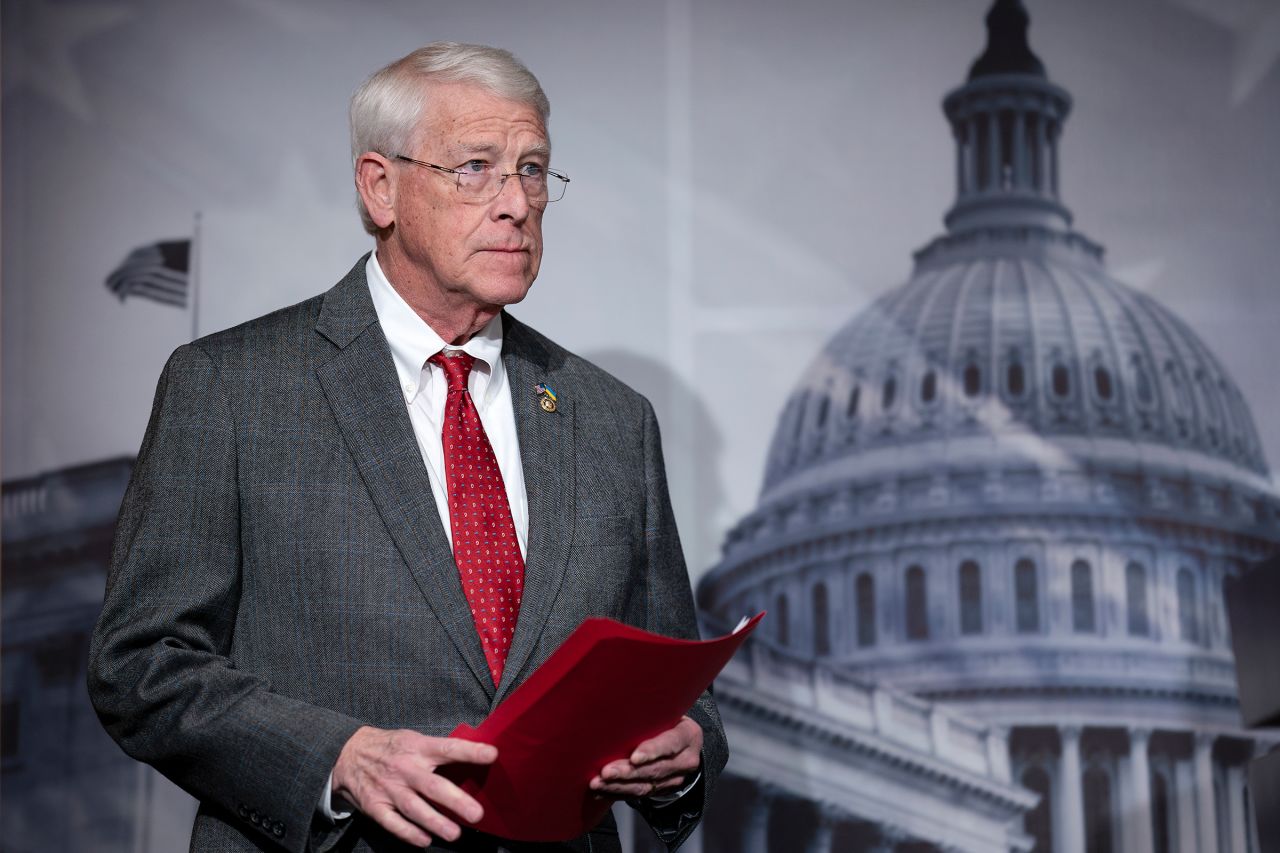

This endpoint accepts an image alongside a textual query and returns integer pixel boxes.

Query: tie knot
[429,350,476,391]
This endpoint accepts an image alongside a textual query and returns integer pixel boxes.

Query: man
[88,43,726,853]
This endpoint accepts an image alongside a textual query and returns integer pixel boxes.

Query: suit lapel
[494,315,577,706]
[314,261,493,695]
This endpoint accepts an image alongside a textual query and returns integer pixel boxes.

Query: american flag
[104,240,190,308]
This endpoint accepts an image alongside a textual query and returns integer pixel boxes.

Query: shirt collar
[365,252,506,408]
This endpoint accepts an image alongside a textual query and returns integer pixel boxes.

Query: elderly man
[88,43,726,853]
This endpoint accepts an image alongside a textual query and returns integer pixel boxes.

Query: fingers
[332,727,497,845]
[590,718,702,800]
[365,801,435,848]
[424,735,498,766]
[630,716,702,764]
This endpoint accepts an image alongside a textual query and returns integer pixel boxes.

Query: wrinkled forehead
[414,79,550,157]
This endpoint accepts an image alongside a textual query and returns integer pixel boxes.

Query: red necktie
[430,351,525,686]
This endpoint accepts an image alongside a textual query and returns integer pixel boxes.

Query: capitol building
[695,2,1280,851]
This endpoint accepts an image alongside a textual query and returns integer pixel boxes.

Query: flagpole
[190,211,202,342]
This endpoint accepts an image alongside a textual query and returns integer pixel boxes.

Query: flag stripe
[104,238,191,309]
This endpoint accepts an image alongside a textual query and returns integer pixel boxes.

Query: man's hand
[331,725,497,848]
[588,716,702,800]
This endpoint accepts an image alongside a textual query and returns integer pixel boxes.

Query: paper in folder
[443,613,763,841]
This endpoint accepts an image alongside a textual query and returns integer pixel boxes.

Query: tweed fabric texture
[87,256,726,853]
[430,350,524,685]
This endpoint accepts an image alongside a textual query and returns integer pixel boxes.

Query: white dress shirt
[365,252,529,556]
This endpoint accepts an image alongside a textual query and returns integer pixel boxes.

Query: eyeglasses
[393,155,570,206]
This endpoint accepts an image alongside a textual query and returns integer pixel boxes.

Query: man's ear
[355,152,397,230]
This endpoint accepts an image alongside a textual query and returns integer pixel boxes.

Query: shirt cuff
[644,769,701,806]
[318,771,353,822]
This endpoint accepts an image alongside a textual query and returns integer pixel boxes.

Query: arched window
[959,561,983,635]
[1127,561,1149,637]
[1072,560,1096,633]
[1021,766,1052,853]
[920,370,937,404]
[963,363,982,397]
[812,582,830,655]
[905,566,928,641]
[882,376,898,411]
[1131,354,1155,406]
[815,395,829,429]
[847,384,861,418]
[1015,558,1040,633]
[1177,568,1200,644]
[1008,361,1026,397]
[1094,366,1114,401]
[775,592,790,646]
[1052,363,1072,398]
[1152,770,1172,853]
[1084,766,1115,853]
[791,393,808,444]
[856,572,876,647]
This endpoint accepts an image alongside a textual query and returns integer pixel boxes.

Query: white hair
[349,42,551,234]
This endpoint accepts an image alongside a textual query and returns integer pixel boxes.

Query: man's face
[386,81,548,312]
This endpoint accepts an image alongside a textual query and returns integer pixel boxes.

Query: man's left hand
[588,715,702,799]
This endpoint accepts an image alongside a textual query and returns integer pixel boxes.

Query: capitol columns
[1127,727,1155,853]
[1225,761,1249,853]
[1193,733,1219,853]
[1057,726,1084,853]
[804,803,840,853]
[743,782,778,853]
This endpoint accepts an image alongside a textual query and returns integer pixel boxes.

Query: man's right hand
[331,725,497,847]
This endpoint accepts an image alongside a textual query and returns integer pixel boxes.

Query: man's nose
[490,173,532,221]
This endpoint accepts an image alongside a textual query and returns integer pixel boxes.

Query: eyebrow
[450,141,551,160]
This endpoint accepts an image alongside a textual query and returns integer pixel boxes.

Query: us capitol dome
[694,2,1280,851]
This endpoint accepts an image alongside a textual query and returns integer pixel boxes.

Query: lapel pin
[535,383,558,413]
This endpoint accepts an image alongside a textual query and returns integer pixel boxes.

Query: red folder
[443,613,763,841]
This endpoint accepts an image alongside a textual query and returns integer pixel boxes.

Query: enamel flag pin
[535,383,558,413]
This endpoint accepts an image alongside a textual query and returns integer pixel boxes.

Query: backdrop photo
[3,0,1278,850]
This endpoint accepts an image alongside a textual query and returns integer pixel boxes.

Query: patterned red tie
[430,350,525,686]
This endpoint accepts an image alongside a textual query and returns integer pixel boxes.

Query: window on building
[815,395,829,429]
[1072,560,1096,633]
[791,392,808,444]
[1007,361,1026,397]
[906,566,929,640]
[1015,558,1040,633]
[1094,366,1113,401]
[882,376,898,411]
[856,572,876,647]
[1127,561,1149,637]
[921,370,937,404]
[1052,363,1071,398]
[1177,568,1200,644]
[812,582,830,656]
[1021,766,1052,853]
[1132,354,1154,406]
[847,384,861,419]
[1028,114,1043,189]
[963,363,982,397]
[775,592,790,646]
[999,110,1016,189]
[1084,767,1115,853]
[959,561,983,635]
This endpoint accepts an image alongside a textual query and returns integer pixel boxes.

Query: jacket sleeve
[86,344,364,853]
[629,398,729,851]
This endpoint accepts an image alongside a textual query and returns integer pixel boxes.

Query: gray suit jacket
[87,258,726,853]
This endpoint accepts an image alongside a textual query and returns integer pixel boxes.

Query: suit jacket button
[237,804,248,819]
[249,811,260,825]
[273,823,285,838]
